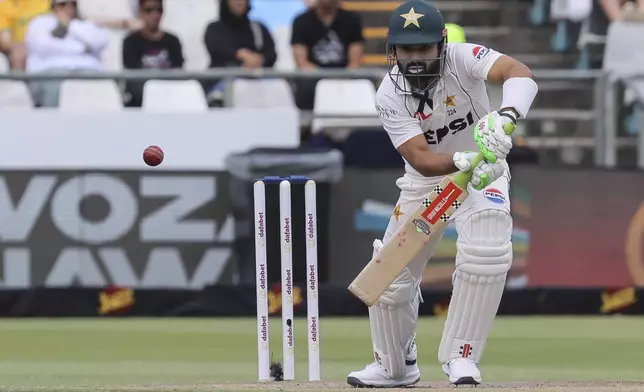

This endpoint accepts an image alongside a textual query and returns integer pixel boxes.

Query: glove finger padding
[474,112,514,163]
[492,132,513,152]
[472,160,505,191]
[471,165,488,190]
[452,151,479,172]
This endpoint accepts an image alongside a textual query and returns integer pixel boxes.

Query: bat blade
[348,176,469,307]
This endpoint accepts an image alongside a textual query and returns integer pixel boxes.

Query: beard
[401,59,440,75]
[398,59,441,91]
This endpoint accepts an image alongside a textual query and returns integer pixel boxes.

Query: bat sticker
[421,183,462,224]
[412,218,431,235]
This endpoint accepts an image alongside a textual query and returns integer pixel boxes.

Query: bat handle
[452,153,484,189]
[453,119,517,189]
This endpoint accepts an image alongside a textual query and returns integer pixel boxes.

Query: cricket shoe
[441,358,482,385]
[346,360,420,388]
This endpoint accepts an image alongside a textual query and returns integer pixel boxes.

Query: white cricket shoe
[346,360,420,388]
[441,358,482,385]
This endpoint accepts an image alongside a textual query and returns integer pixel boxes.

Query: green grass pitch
[0,316,642,391]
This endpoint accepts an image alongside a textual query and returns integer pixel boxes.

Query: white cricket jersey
[375,43,503,185]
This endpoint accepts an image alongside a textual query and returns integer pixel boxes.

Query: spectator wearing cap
[203,0,276,105]
[122,0,184,107]
[25,0,108,107]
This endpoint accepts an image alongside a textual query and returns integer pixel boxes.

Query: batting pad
[369,268,420,378]
[438,209,513,364]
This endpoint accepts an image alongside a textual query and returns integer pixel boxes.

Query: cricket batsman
[347,0,537,387]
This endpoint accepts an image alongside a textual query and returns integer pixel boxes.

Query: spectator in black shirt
[203,0,276,104]
[291,0,364,109]
[122,0,184,107]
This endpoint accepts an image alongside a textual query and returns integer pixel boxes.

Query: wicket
[253,176,320,382]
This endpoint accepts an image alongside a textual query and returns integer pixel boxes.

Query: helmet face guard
[386,37,446,94]
[385,0,448,94]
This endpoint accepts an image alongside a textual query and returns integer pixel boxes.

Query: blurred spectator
[291,0,364,109]
[445,23,466,43]
[0,0,50,70]
[203,0,276,105]
[123,0,183,107]
[577,0,642,69]
[25,0,108,107]
[599,0,644,135]
[0,0,141,71]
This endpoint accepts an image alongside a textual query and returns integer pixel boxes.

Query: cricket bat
[348,153,484,307]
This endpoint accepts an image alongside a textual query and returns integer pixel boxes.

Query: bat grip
[452,153,484,189]
[453,119,517,189]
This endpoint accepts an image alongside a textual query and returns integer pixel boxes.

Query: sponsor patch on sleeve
[376,105,396,119]
[472,46,489,61]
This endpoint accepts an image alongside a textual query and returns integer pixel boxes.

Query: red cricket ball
[143,145,164,167]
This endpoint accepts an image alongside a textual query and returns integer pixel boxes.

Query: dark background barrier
[0,170,335,289]
[1,285,639,317]
[0,171,237,288]
[1,166,643,290]
[2,165,644,320]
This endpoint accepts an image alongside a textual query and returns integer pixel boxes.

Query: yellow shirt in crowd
[0,0,50,43]
[445,23,466,44]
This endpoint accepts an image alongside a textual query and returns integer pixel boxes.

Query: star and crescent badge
[393,205,404,221]
[400,7,424,28]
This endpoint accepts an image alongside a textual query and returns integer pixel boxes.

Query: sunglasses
[142,6,163,13]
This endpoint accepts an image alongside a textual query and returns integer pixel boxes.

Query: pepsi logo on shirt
[472,46,489,61]
[483,188,506,204]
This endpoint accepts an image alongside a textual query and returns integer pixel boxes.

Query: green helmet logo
[386,0,447,93]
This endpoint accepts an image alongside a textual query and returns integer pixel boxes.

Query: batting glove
[474,109,516,163]
[471,159,506,191]
[453,151,505,191]
[453,151,478,172]
[373,239,384,253]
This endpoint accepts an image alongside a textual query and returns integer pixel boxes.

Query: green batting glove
[473,170,490,191]
[474,112,516,164]
[471,157,507,191]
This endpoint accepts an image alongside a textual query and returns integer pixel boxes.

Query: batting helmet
[386,0,446,93]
